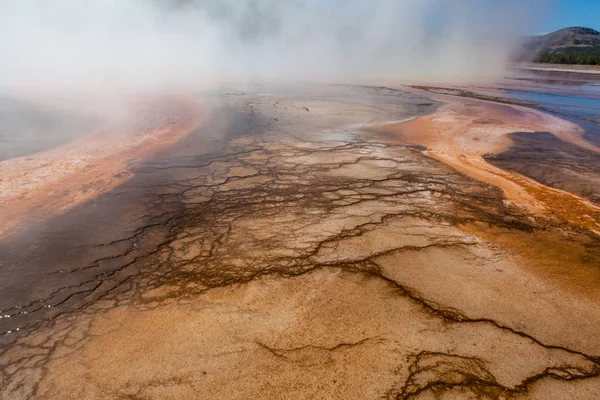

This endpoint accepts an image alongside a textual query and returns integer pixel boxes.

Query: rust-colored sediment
[3,86,600,400]
[0,96,206,239]
[373,92,600,233]
[460,221,600,303]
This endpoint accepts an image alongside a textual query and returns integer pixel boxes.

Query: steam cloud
[0,0,548,93]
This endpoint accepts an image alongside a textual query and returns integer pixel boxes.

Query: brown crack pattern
[1,85,600,399]
[388,351,600,399]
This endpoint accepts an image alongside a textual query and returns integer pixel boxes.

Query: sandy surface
[514,63,600,75]
[1,84,600,399]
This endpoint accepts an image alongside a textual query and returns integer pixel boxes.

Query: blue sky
[539,0,600,33]
[301,0,600,35]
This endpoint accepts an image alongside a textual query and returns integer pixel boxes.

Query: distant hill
[517,27,600,65]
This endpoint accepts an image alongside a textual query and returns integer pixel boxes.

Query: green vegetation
[519,27,600,65]
[534,51,600,65]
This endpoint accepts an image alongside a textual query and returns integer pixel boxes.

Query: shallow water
[473,70,600,205]
[488,69,600,145]
[0,97,98,161]
[503,88,600,124]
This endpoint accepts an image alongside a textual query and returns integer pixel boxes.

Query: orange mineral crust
[372,88,600,233]
[0,96,206,239]
[2,84,600,400]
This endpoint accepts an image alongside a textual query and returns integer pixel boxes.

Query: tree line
[534,51,600,65]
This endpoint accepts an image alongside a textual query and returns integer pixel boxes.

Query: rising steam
[0,0,548,92]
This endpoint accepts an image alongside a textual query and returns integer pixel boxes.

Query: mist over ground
[0,0,550,94]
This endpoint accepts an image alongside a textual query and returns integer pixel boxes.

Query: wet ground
[487,131,600,204]
[484,71,600,206]
[414,70,600,206]
[1,83,600,399]
[0,85,435,337]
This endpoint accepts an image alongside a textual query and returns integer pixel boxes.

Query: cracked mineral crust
[1,84,599,399]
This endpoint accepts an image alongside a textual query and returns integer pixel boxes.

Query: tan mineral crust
[1,84,599,399]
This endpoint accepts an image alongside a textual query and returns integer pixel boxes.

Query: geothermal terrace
[1,84,600,399]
